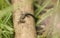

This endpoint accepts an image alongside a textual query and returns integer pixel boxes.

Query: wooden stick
[12,0,36,38]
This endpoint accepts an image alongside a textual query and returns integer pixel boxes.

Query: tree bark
[12,0,36,38]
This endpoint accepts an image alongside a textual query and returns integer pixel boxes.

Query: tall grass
[0,0,14,38]
[34,0,60,38]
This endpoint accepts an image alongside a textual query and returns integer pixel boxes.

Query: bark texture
[12,0,36,38]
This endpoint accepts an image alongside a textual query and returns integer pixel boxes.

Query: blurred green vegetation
[0,0,14,38]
